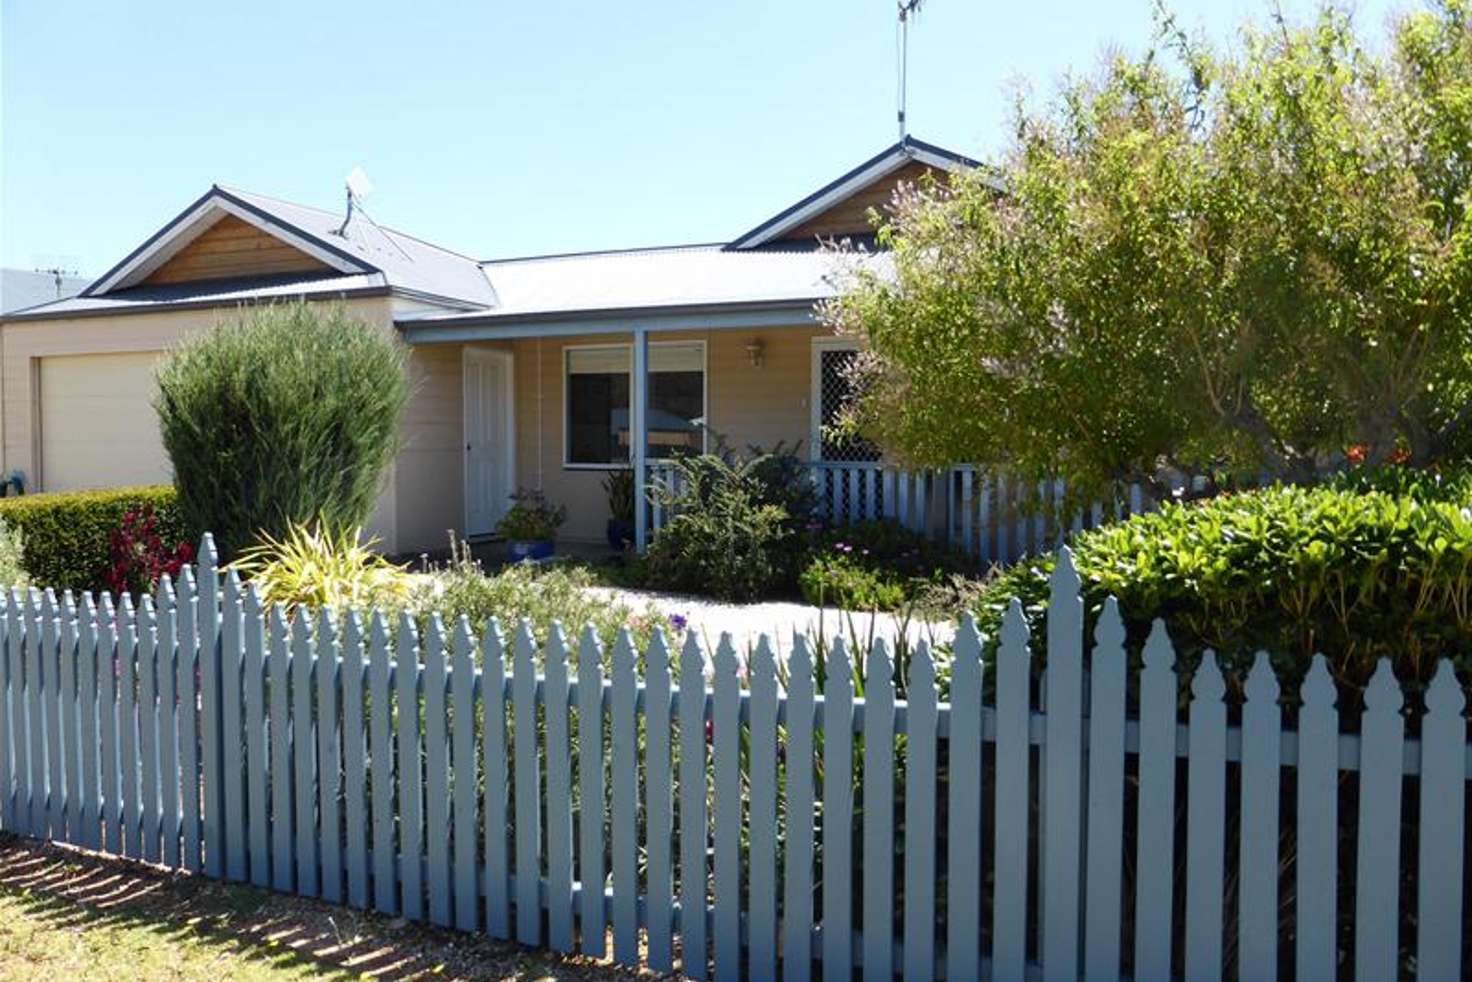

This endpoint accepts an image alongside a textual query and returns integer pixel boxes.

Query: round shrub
[971,473,1472,691]
[154,302,408,560]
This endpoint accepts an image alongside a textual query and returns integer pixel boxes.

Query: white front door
[463,348,515,538]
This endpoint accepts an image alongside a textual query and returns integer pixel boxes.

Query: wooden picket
[0,537,1468,982]
[423,617,449,924]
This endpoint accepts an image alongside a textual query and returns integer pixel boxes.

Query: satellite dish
[346,166,374,201]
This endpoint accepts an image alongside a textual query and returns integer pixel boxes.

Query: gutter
[396,298,822,344]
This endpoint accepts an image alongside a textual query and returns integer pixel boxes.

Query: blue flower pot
[508,539,555,562]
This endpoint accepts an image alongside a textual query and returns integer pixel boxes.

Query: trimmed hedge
[0,485,193,593]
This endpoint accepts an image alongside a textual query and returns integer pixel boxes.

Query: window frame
[561,339,709,470]
[809,336,875,463]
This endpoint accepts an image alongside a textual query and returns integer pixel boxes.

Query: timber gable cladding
[777,159,936,242]
[143,215,333,285]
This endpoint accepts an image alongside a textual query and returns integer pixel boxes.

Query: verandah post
[632,326,650,552]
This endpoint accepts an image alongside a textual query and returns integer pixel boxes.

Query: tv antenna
[31,253,82,298]
[337,166,374,236]
[897,0,924,141]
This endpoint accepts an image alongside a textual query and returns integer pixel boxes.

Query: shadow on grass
[0,833,656,980]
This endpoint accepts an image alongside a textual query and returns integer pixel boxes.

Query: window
[813,341,880,462]
[565,342,706,466]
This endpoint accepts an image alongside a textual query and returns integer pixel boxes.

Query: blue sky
[2,0,1400,277]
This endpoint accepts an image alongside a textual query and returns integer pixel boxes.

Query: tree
[155,302,408,558]
[823,2,1472,507]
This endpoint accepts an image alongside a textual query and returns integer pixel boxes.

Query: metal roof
[70,185,495,310]
[398,243,888,328]
[1,268,91,315]
[216,187,497,307]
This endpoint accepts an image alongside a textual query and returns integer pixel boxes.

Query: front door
[464,348,515,538]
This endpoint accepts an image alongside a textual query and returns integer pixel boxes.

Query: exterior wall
[506,324,830,543]
[145,215,332,285]
[0,296,410,550]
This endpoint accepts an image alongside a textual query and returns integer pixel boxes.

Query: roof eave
[396,297,821,344]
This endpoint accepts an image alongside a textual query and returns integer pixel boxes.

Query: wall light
[745,338,766,369]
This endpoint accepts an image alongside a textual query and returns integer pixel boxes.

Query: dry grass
[0,835,667,980]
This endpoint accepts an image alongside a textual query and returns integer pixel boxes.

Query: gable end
[143,214,334,285]
[776,159,938,243]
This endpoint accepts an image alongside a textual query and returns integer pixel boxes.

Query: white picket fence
[645,460,936,538]
[809,463,1179,565]
[1,535,1468,979]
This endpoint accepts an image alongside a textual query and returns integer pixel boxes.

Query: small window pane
[568,349,630,464]
[649,369,704,458]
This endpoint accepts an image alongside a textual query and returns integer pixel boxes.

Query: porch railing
[645,460,1191,567]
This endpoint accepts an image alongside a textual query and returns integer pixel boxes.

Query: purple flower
[671,613,688,632]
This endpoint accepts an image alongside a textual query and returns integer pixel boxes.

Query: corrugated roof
[2,272,387,321]
[215,187,497,307]
[401,243,889,325]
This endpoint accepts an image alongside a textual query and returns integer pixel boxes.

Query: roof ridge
[481,242,725,265]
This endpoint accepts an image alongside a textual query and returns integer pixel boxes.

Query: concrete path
[586,585,955,657]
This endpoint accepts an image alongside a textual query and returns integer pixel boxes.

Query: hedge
[0,485,193,593]
[971,469,1472,693]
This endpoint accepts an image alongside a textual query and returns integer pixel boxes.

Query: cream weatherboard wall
[0,295,469,556]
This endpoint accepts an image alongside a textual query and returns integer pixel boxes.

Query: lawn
[0,835,655,981]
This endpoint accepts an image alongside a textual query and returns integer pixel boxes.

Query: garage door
[40,352,171,491]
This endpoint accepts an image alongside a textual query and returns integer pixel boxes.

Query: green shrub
[399,540,668,651]
[970,474,1472,690]
[0,485,190,593]
[229,523,416,612]
[643,447,818,601]
[798,520,976,611]
[0,519,28,589]
[799,551,906,610]
[154,302,408,560]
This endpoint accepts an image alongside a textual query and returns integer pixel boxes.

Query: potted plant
[496,488,567,561]
[603,468,635,550]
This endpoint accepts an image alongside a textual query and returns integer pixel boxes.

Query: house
[0,138,978,554]
[1,268,90,315]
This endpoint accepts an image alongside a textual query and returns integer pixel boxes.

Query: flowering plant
[106,506,194,597]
